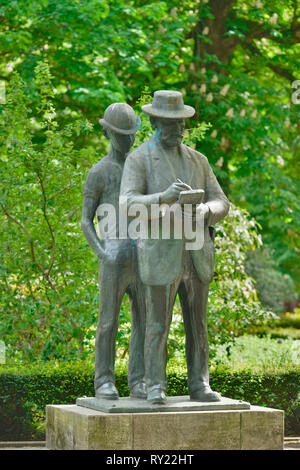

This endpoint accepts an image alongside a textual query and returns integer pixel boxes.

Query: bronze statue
[120,90,230,404]
[81,103,146,400]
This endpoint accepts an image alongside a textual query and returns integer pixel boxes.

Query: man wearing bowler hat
[120,90,230,404]
[81,102,147,400]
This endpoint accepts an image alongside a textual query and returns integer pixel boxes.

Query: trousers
[144,249,210,395]
[94,239,146,390]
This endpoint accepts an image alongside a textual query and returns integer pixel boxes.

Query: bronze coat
[120,137,230,286]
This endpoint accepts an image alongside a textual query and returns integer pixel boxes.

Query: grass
[211,334,300,373]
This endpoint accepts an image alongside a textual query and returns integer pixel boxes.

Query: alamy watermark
[0,341,6,364]
[292,80,300,104]
[0,80,6,104]
[97,197,208,250]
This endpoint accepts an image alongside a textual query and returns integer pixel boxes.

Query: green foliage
[1,0,299,370]
[0,3,298,443]
[0,357,299,440]
[276,310,300,329]
[251,327,300,341]
[182,122,212,148]
[133,86,212,150]
[0,63,100,362]
[247,309,300,340]
[132,86,153,149]
[0,67,272,364]
[207,205,272,348]
[0,0,299,290]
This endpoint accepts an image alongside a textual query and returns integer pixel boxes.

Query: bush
[246,310,300,340]
[276,310,300,329]
[245,248,298,314]
[0,360,299,440]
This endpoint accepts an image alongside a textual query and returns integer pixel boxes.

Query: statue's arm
[120,153,161,211]
[81,169,107,260]
[203,157,230,226]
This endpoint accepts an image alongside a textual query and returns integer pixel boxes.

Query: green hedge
[0,361,299,440]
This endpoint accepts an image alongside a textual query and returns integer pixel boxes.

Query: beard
[160,130,183,147]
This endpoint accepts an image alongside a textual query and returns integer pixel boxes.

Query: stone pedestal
[46,396,284,450]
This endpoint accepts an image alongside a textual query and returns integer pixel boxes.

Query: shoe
[130,382,147,399]
[147,387,167,405]
[190,385,221,402]
[95,382,119,400]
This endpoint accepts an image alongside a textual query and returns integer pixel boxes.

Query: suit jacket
[120,136,230,286]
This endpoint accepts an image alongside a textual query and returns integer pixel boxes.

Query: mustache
[167,133,183,139]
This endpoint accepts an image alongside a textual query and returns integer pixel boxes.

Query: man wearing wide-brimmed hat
[120,90,230,404]
[81,102,147,401]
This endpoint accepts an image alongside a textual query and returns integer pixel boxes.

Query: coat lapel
[147,139,196,190]
[180,144,195,188]
[148,139,174,190]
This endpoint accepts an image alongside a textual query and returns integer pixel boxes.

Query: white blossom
[216,156,224,167]
[170,7,178,17]
[277,155,284,166]
[226,108,234,118]
[269,13,278,25]
[220,84,230,96]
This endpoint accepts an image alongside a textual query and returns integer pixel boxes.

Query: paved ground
[0,442,46,450]
[283,437,300,450]
[0,438,299,450]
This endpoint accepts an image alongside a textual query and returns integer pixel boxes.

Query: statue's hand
[195,203,210,220]
[160,181,192,204]
[183,203,210,222]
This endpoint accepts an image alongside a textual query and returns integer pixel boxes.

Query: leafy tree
[0,64,98,361]
[0,65,270,363]
[1,0,299,294]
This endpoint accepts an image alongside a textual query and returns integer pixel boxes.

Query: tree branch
[36,168,56,276]
[245,43,297,82]
[0,203,59,293]
[241,19,299,45]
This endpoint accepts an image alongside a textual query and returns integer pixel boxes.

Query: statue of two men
[81,90,230,405]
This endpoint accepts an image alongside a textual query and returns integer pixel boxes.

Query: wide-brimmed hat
[99,102,140,135]
[142,90,195,119]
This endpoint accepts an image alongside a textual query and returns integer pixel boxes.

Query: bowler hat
[142,90,195,119]
[99,103,140,135]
